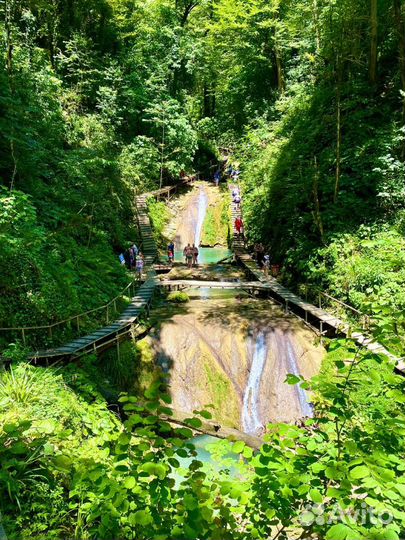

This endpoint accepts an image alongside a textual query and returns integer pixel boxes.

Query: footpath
[228,184,405,375]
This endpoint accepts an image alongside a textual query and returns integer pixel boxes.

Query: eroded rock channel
[147,183,324,436]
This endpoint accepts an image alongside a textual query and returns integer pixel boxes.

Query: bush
[167,291,190,303]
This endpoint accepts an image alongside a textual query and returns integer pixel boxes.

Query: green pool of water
[174,247,232,265]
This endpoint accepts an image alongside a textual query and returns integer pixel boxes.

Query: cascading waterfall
[285,336,314,418]
[242,332,267,435]
[194,186,208,247]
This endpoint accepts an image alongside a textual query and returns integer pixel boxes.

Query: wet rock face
[151,292,324,434]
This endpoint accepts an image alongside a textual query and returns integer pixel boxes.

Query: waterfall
[285,337,314,418]
[242,332,267,435]
[194,186,208,246]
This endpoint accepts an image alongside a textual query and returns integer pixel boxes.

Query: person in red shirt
[235,217,244,236]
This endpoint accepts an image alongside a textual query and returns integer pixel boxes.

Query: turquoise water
[174,435,244,483]
[174,247,232,265]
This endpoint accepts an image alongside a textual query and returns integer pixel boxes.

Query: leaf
[53,454,72,471]
[133,509,153,526]
[184,417,203,429]
[233,441,245,454]
[124,476,136,489]
[309,489,323,503]
[198,410,212,419]
[383,529,399,540]
[325,523,352,540]
[285,374,301,385]
[349,465,369,479]
[183,493,198,510]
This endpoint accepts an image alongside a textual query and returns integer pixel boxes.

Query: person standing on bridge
[263,253,270,276]
[136,252,144,276]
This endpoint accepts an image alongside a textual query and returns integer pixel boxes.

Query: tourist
[131,243,139,256]
[136,252,144,276]
[235,216,243,237]
[168,241,175,258]
[183,244,193,268]
[183,243,191,263]
[263,254,270,276]
[186,246,193,268]
[214,169,221,187]
[232,187,240,200]
[234,194,241,209]
[192,244,199,266]
[256,243,265,267]
[129,246,136,269]
[123,249,131,269]
[167,248,174,264]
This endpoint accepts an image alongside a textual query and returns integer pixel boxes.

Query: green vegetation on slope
[201,187,230,247]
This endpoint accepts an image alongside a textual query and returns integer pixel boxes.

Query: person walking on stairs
[263,254,270,277]
[136,252,144,277]
[235,217,244,237]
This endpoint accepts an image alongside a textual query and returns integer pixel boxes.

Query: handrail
[0,168,219,347]
[302,284,370,329]
[0,276,140,337]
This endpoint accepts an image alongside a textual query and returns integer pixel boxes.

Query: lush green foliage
[167,291,190,303]
[1,337,404,539]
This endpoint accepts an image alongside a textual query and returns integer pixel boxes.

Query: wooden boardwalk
[228,186,405,373]
[31,195,159,362]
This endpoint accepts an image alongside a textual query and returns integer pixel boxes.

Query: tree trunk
[334,56,342,204]
[369,0,378,84]
[5,0,18,191]
[274,44,285,94]
[312,0,321,52]
[312,158,324,242]
[393,0,405,158]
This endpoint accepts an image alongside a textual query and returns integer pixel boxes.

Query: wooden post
[48,326,53,340]
[285,300,289,314]
[76,316,80,333]
[116,338,120,361]
[106,304,109,324]
[318,293,322,309]
[114,299,117,313]
[320,321,324,345]
[21,328,26,346]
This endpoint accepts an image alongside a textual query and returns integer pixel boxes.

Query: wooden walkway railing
[0,172,212,361]
[0,277,141,348]
[228,185,405,375]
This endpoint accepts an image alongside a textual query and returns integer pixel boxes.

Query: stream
[155,184,323,449]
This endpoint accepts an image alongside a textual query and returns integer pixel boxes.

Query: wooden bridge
[228,186,405,374]
[28,193,160,362]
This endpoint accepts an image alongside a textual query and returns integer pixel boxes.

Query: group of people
[119,243,145,275]
[183,243,199,268]
[227,165,240,180]
[232,186,241,209]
